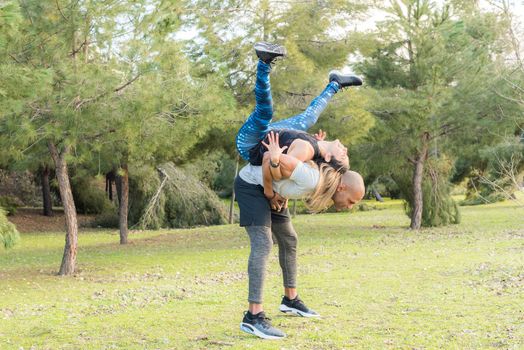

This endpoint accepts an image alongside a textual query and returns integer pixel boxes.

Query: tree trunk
[372,188,384,202]
[229,154,240,224]
[116,171,122,206]
[106,170,115,201]
[48,142,78,275]
[118,164,129,244]
[410,133,430,230]
[42,165,53,216]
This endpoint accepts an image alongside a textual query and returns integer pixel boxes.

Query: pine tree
[354,0,522,228]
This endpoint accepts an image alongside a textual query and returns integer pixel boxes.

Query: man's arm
[262,152,289,211]
[262,152,275,199]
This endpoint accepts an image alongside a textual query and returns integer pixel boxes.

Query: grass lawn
[1,199,523,349]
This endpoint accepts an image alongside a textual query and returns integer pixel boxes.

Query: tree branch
[73,74,142,110]
[283,90,314,97]
[55,0,69,21]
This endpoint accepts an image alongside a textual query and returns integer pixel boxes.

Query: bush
[71,176,115,214]
[89,211,120,228]
[0,208,19,249]
[129,163,228,229]
[212,156,238,198]
[397,157,460,227]
[128,166,166,230]
[367,176,401,199]
[0,195,21,215]
[460,192,506,206]
[0,170,41,206]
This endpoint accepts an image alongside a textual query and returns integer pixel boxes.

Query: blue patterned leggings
[235,60,340,161]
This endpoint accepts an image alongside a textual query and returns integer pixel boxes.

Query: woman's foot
[279,295,320,317]
[240,311,286,339]
[254,42,287,64]
[329,70,363,88]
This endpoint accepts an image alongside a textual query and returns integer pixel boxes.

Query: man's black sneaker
[254,42,287,64]
[279,295,320,318]
[240,311,286,340]
[328,70,363,88]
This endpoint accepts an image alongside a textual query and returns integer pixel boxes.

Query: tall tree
[354,0,522,228]
[186,0,374,154]
[1,1,155,274]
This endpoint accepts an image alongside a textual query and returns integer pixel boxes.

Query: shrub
[130,163,228,229]
[0,195,21,215]
[0,208,19,249]
[71,176,115,214]
[460,192,506,206]
[88,207,120,229]
[0,170,40,206]
[397,157,461,227]
[212,156,238,198]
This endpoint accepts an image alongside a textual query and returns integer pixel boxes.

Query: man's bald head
[332,170,365,211]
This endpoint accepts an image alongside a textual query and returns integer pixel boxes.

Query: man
[236,151,365,339]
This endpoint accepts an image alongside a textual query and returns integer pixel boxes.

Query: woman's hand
[261,131,288,164]
[314,129,326,141]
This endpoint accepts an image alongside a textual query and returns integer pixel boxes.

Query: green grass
[1,199,523,349]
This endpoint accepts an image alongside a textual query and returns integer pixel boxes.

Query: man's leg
[240,225,286,339]
[271,220,298,297]
[245,225,273,309]
[235,176,286,339]
[271,210,320,317]
[269,81,340,132]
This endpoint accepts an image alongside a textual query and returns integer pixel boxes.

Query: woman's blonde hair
[304,161,345,213]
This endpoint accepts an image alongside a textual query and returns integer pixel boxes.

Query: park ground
[1,198,523,349]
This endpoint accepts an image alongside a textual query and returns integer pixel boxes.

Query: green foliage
[188,0,374,152]
[459,140,524,204]
[128,165,166,230]
[0,195,20,216]
[129,163,228,229]
[0,169,43,206]
[460,192,506,206]
[352,1,522,227]
[90,211,120,229]
[397,158,460,227]
[367,176,401,199]
[71,177,114,215]
[0,208,19,249]
[212,155,238,198]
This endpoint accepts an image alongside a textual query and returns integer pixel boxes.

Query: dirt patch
[7,208,96,233]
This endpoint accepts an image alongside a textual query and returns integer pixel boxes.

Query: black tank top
[248,129,321,166]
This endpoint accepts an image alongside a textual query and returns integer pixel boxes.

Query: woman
[236,42,362,210]
[235,42,365,340]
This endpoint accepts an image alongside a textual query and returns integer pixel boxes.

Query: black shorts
[234,176,291,227]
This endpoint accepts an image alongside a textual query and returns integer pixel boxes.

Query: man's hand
[314,129,327,141]
[269,192,287,212]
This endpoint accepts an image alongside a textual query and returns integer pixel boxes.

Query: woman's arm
[262,131,302,181]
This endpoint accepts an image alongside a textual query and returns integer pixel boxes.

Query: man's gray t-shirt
[238,162,319,198]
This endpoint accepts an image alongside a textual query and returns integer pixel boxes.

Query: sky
[176,1,524,40]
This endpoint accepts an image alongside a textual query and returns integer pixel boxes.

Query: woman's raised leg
[235,61,275,160]
[269,81,340,132]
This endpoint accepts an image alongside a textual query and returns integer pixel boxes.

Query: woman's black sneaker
[328,70,363,88]
[240,311,286,339]
[279,295,320,317]
[254,42,287,64]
